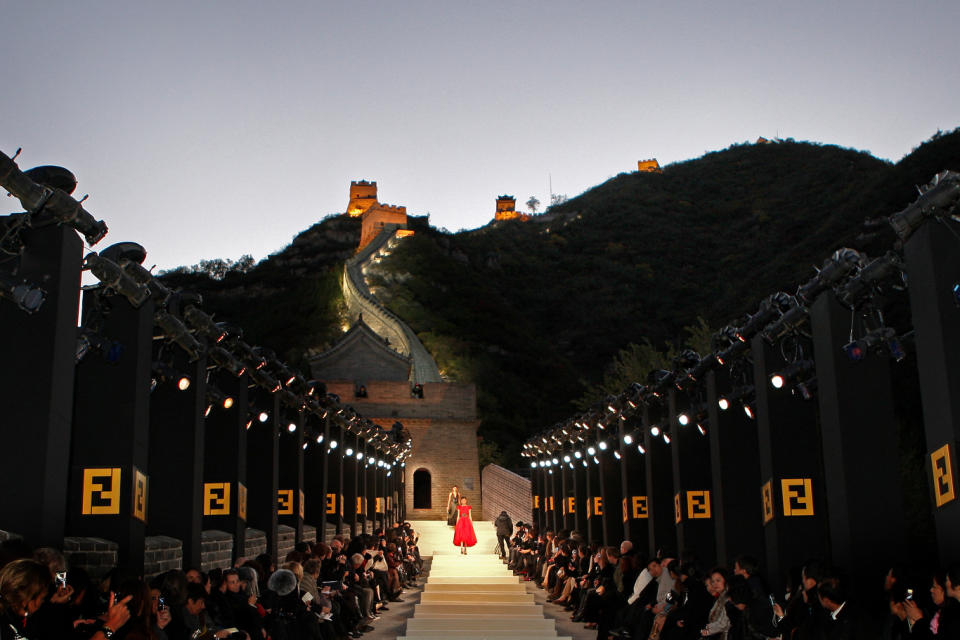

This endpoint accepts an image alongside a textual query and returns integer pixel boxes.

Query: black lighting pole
[350,431,360,536]
[644,405,674,557]
[68,288,154,570]
[306,412,329,544]
[668,388,716,566]
[335,422,345,536]
[752,336,828,594]
[617,416,632,542]
[202,370,250,560]
[811,292,905,581]
[560,448,573,530]
[573,453,586,536]
[903,219,960,564]
[279,409,305,542]
[148,347,207,569]
[707,369,764,567]
[246,393,279,561]
[0,157,85,548]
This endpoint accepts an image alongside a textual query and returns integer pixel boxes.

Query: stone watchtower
[494,195,529,222]
[637,159,662,173]
[347,180,378,217]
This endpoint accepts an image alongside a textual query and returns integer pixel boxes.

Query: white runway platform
[399,520,570,640]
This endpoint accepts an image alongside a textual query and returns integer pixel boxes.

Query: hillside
[160,130,960,466]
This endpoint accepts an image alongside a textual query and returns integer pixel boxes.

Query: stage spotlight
[155,312,203,360]
[650,426,660,437]
[574,451,583,459]
[368,457,375,465]
[563,455,571,463]
[843,340,866,361]
[637,444,646,454]
[83,252,151,307]
[743,403,755,419]
[0,273,45,313]
[677,413,690,426]
[954,283,960,305]
[223,396,234,409]
[662,433,671,444]
[888,170,960,241]
[887,336,906,362]
[209,347,246,377]
[184,305,228,343]
[329,440,338,449]
[614,450,621,459]
[793,377,817,401]
[316,434,324,444]
[582,460,588,468]
[587,446,596,456]
[356,452,363,460]
[151,362,191,391]
[592,456,600,464]
[552,457,559,464]
[697,423,707,436]
[718,397,730,411]
[258,411,269,423]
[598,441,608,451]
[345,447,354,456]
[770,374,785,389]
[623,434,633,445]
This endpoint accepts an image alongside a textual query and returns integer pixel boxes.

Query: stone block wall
[200,530,233,572]
[302,525,316,544]
[63,537,118,581]
[144,536,182,578]
[481,464,532,533]
[277,525,295,561]
[244,528,266,559]
[402,417,481,520]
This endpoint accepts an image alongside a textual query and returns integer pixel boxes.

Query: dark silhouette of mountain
[160,130,960,467]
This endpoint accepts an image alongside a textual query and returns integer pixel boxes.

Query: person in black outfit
[494,511,512,559]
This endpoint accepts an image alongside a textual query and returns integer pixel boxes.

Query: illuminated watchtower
[347,180,378,217]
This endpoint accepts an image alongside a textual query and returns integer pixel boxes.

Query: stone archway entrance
[413,468,431,510]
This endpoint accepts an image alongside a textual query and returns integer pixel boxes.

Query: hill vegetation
[160,130,960,470]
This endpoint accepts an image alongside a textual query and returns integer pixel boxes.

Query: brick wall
[325,381,477,420]
[481,464,532,532]
[63,537,118,581]
[201,530,233,572]
[244,528,267,558]
[402,416,481,519]
[277,525,296,561]
[144,536,182,579]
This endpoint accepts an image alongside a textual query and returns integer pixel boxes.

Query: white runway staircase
[401,520,569,640]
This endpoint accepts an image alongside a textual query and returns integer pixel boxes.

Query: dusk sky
[3,1,958,271]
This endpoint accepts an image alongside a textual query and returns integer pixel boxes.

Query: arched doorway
[413,468,431,509]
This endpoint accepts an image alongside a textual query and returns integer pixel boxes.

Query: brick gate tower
[308,182,482,519]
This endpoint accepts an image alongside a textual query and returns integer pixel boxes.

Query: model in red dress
[453,497,477,554]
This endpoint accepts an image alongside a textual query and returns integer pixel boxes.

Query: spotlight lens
[223,396,234,409]
[638,444,646,454]
[718,398,730,411]
[623,434,633,445]
[574,451,582,459]
[357,452,363,460]
[178,377,191,391]
[587,446,596,456]
[301,442,308,450]
[563,455,571,463]
[287,422,296,432]
[316,434,323,444]
[613,450,621,459]
[598,441,608,450]
[259,411,269,423]
[743,404,755,419]
[346,448,354,456]
[663,433,671,444]
[552,458,559,465]
[770,375,785,389]
[650,426,660,437]
[678,413,689,426]
[329,440,338,449]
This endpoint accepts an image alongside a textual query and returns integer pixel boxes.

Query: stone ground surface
[355,520,595,640]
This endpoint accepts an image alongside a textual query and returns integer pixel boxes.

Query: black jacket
[494,512,513,536]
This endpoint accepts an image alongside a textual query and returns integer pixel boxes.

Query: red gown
[453,505,477,547]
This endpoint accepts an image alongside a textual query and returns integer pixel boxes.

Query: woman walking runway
[452,496,477,554]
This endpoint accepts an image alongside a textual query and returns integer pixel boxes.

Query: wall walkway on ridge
[342,226,442,384]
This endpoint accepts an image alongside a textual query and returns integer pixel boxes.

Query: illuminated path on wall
[401,520,570,640]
